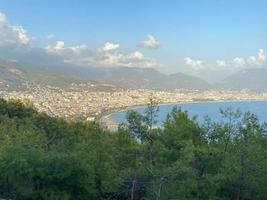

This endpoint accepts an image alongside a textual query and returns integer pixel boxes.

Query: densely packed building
[1,85,267,121]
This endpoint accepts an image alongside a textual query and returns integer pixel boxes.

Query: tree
[0,98,266,200]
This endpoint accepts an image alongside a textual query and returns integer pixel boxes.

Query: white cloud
[232,57,246,67]
[12,26,30,45]
[45,41,89,56]
[248,56,257,65]
[258,48,266,64]
[139,34,160,49]
[216,60,227,67]
[0,13,158,69]
[95,50,158,68]
[100,42,120,52]
[185,49,266,74]
[128,51,144,60]
[184,57,204,70]
[247,49,266,65]
[47,34,55,40]
[99,52,123,66]
[49,40,64,50]
[0,12,7,24]
[125,51,158,67]
[0,12,32,48]
[45,41,159,68]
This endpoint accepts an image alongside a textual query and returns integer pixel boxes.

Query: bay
[111,100,267,125]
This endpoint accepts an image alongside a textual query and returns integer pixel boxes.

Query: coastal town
[1,84,267,122]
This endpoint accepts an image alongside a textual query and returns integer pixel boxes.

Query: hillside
[0,59,119,92]
[167,72,211,90]
[61,66,212,90]
[0,98,265,199]
[217,68,267,90]
[0,59,212,91]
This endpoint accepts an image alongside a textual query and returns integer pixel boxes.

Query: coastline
[100,98,267,131]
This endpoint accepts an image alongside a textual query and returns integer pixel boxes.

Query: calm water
[111,100,267,125]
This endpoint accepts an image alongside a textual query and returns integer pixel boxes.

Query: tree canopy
[0,98,266,200]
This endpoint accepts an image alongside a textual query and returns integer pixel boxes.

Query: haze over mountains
[1,59,267,91]
[59,66,212,90]
[0,59,119,92]
[217,67,267,91]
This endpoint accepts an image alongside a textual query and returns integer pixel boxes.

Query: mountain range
[1,59,267,91]
[74,66,212,90]
[0,59,212,91]
[217,68,267,91]
[0,59,119,92]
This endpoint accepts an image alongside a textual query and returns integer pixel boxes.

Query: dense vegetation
[0,98,266,200]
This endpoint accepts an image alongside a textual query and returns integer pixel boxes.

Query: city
[1,84,267,121]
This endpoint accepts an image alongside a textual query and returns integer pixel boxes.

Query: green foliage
[0,98,266,200]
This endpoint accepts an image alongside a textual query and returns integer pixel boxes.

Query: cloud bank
[0,11,160,69]
[45,41,159,68]
[184,49,266,72]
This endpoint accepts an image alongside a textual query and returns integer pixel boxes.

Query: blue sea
[111,100,267,125]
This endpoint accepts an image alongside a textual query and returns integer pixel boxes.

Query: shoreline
[100,98,267,131]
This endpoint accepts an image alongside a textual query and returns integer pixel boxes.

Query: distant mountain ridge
[0,59,119,92]
[15,58,267,91]
[0,59,212,91]
[3,59,267,91]
[217,68,267,90]
[57,66,212,90]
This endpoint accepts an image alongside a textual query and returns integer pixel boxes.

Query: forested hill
[0,98,266,199]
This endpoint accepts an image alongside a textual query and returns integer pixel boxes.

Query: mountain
[217,68,267,90]
[0,59,119,92]
[97,68,211,90]
[167,72,211,90]
[50,66,211,90]
[0,59,211,91]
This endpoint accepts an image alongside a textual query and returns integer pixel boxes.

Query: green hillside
[0,99,265,199]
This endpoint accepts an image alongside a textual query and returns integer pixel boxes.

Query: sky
[0,0,267,81]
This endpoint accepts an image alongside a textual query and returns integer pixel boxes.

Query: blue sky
[0,0,266,80]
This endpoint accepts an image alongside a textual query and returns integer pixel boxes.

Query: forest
[0,98,266,200]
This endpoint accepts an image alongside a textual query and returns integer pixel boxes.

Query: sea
[111,100,267,126]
